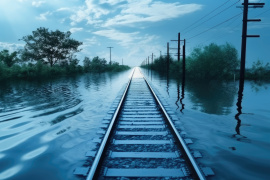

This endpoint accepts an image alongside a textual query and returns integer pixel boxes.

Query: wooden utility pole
[178,33,180,62]
[239,0,264,81]
[107,47,113,65]
[183,39,186,76]
[167,42,169,72]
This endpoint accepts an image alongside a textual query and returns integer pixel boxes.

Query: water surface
[143,68,270,180]
[0,70,132,180]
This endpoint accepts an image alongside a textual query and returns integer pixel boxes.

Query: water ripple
[0,165,22,179]
[21,146,48,161]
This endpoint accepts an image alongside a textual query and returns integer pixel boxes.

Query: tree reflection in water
[186,80,237,115]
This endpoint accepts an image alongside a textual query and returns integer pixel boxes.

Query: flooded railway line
[76,68,213,180]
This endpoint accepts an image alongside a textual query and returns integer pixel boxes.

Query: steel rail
[142,70,206,180]
[86,68,135,180]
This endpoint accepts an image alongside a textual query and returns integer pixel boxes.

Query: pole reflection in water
[166,72,170,97]
[175,80,180,110]
[151,67,152,81]
[180,74,185,113]
[234,79,246,138]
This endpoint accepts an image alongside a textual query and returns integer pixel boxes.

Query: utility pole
[167,42,169,72]
[171,32,181,62]
[239,0,264,82]
[183,39,186,76]
[152,53,153,64]
[107,47,113,65]
[178,33,180,62]
[148,56,149,67]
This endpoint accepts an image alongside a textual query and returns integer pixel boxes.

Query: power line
[187,12,243,40]
[182,0,233,33]
[196,15,242,45]
[254,8,270,17]
[184,0,241,35]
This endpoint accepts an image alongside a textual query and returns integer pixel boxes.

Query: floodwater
[0,70,132,180]
[1,67,269,180]
[142,68,270,180]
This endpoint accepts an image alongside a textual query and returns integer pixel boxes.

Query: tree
[91,56,107,72]
[187,43,239,79]
[250,60,270,80]
[83,57,91,72]
[0,49,19,67]
[20,27,82,67]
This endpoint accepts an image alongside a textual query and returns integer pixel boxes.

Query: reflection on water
[144,69,238,115]
[0,70,132,180]
[166,73,170,97]
[175,75,185,113]
[175,80,180,110]
[186,80,237,115]
[234,79,245,137]
[180,74,185,113]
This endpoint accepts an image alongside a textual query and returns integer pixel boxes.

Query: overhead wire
[181,0,233,33]
[184,0,241,35]
[187,12,243,40]
[196,15,243,45]
[254,8,270,17]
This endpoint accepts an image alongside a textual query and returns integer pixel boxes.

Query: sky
[0,0,269,67]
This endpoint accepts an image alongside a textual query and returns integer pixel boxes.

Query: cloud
[104,1,202,27]
[56,7,72,12]
[81,37,101,52]
[70,0,109,26]
[92,28,160,54]
[99,0,125,5]
[0,42,24,52]
[36,11,51,20]
[93,29,140,47]
[69,27,84,33]
[32,1,45,7]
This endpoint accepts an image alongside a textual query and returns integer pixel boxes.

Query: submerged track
[86,68,206,180]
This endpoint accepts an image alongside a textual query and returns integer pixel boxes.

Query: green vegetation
[0,27,130,81]
[142,43,270,80]
[246,60,270,80]
[83,56,129,73]
[20,27,82,67]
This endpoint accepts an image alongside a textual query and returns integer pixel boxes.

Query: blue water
[143,68,270,180]
[1,68,269,180]
[0,70,132,180]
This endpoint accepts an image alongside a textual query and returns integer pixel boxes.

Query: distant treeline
[0,27,129,81]
[142,43,270,80]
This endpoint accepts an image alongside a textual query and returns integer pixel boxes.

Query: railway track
[84,67,209,180]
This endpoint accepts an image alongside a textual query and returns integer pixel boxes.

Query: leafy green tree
[0,49,19,67]
[83,57,91,72]
[150,55,173,73]
[249,60,270,80]
[187,43,239,79]
[20,27,82,67]
[91,56,107,72]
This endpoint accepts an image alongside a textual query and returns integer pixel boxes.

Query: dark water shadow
[186,80,237,115]
[180,75,185,113]
[166,72,170,97]
[175,80,180,110]
[232,79,248,140]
